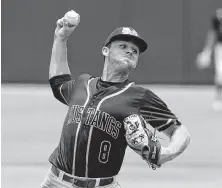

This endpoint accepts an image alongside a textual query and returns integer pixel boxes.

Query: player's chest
[68,84,140,124]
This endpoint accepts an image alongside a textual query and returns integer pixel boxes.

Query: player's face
[104,40,140,72]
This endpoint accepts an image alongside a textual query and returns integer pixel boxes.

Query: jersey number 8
[98,141,111,163]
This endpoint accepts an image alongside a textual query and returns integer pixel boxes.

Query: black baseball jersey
[49,74,181,178]
[212,15,222,42]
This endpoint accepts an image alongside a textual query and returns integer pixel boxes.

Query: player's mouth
[124,55,133,60]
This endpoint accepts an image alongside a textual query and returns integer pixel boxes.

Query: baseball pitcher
[41,9,191,188]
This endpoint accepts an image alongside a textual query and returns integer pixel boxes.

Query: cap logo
[122,27,138,36]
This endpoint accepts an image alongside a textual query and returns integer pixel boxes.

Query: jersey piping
[85,82,134,177]
[59,84,69,105]
[72,78,94,175]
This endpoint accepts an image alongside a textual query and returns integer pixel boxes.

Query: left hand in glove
[123,114,161,170]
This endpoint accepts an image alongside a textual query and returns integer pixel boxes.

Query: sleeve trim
[59,84,69,105]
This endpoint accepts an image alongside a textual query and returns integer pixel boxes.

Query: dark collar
[96,77,130,90]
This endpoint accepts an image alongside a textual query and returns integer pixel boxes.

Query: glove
[123,114,161,170]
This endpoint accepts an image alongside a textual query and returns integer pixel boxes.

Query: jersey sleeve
[139,89,181,131]
[49,74,75,105]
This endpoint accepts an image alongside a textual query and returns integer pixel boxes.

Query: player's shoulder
[128,84,157,99]
[129,83,166,105]
[129,83,156,94]
[128,83,146,93]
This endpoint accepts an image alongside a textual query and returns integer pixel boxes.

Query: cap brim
[107,34,148,53]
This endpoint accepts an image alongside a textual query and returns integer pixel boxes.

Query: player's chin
[118,61,134,72]
[120,57,135,67]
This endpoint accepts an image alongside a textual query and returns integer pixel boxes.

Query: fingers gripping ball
[123,114,161,170]
[64,10,80,27]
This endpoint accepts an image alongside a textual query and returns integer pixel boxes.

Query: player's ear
[102,46,109,57]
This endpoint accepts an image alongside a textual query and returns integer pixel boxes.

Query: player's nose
[126,49,133,56]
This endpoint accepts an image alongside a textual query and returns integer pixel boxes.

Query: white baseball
[64,10,80,26]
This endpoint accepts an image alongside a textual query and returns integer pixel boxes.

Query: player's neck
[101,62,129,83]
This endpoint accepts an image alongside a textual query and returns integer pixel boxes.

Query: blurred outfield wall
[2,0,222,84]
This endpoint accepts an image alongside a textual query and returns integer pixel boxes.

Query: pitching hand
[54,17,79,41]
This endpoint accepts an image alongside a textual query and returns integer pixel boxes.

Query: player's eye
[119,44,127,49]
[132,49,138,54]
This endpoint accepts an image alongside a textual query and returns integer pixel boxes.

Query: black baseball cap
[104,27,148,53]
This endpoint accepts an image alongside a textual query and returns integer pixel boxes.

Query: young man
[197,8,222,111]
[41,11,190,188]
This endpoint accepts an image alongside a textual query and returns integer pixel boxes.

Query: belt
[51,165,114,188]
